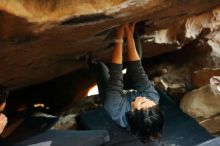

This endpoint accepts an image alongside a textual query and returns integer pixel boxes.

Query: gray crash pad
[197,137,220,146]
[15,130,110,146]
[76,88,214,146]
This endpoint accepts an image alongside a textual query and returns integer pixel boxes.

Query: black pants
[90,31,142,103]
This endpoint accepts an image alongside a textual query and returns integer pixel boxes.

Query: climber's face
[131,96,156,111]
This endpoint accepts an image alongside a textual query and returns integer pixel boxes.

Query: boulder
[180,84,220,118]
[0,0,219,89]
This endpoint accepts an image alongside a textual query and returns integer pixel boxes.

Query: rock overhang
[0,0,219,89]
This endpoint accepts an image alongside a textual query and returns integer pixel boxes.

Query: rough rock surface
[192,68,220,88]
[199,114,220,135]
[0,0,220,89]
[51,114,77,130]
[180,84,220,118]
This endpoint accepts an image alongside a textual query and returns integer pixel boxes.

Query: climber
[88,22,164,143]
[0,88,8,135]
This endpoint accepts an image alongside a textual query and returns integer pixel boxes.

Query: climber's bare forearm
[125,23,140,61]
[112,43,123,64]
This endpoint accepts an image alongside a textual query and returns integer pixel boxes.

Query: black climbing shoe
[85,53,99,68]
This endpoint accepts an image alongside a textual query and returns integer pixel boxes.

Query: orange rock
[192,68,220,88]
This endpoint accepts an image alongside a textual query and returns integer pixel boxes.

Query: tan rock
[51,114,77,130]
[0,0,219,89]
[199,114,220,134]
[180,84,220,118]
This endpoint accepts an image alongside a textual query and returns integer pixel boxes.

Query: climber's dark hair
[126,105,164,143]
